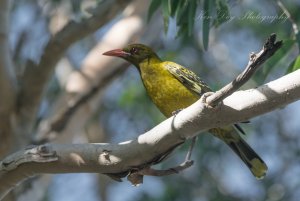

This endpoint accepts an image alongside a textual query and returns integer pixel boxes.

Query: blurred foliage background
[6,0,300,201]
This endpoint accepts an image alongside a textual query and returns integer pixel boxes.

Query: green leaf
[168,0,172,14]
[188,1,197,36]
[175,1,189,25]
[169,0,180,17]
[296,32,300,52]
[286,55,300,73]
[162,0,170,33]
[147,0,161,22]
[203,0,212,50]
[214,0,230,27]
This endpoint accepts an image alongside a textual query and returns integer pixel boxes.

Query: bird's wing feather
[165,62,247,134]
[164,61,211,96]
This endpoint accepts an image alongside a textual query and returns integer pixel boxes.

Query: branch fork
[206,33,282,107]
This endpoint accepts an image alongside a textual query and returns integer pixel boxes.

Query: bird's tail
[209,127,268,179]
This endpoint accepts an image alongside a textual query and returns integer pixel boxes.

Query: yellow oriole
[103,44,267,179]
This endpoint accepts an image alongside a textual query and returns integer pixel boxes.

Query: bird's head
[103,44,160,67]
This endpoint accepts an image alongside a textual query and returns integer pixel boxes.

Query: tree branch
[1,69,300,199]
[33,63,129,144]
[33,0,156,144]
[17,0,131,128]
[0,0,17,156]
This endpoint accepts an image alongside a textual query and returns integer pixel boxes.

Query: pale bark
[1,69,299,200]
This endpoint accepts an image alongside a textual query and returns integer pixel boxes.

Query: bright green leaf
[286,55,300,73]
[296,32,300,52]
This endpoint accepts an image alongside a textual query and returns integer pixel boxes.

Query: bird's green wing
[164,61,211,96]
[165,62,247,135]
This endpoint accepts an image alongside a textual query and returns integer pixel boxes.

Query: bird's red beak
[102,49,130,57]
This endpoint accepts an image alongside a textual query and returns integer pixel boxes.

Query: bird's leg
[172,108,197,162]
[184,136,197,162]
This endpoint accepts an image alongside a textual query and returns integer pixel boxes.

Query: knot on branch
[253,33,283,67]
[0,144,58,171]
[264,33,283,51]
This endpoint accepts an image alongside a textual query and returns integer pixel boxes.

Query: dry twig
[206,33,283,106]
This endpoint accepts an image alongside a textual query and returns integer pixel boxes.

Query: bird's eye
[130,47,139,55]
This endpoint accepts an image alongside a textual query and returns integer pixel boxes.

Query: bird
[103,44,268,179]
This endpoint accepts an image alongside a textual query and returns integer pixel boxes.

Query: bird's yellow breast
[139,60,198,117]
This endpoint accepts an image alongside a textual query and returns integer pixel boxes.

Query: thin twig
[277,1,299,35]
[277,0,300,52]
[185,137,197,161]
[206,33,283,106]
[142,160,194,176]
[126,141,194,186]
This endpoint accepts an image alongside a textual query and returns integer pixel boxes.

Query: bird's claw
[200,92,215,106]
